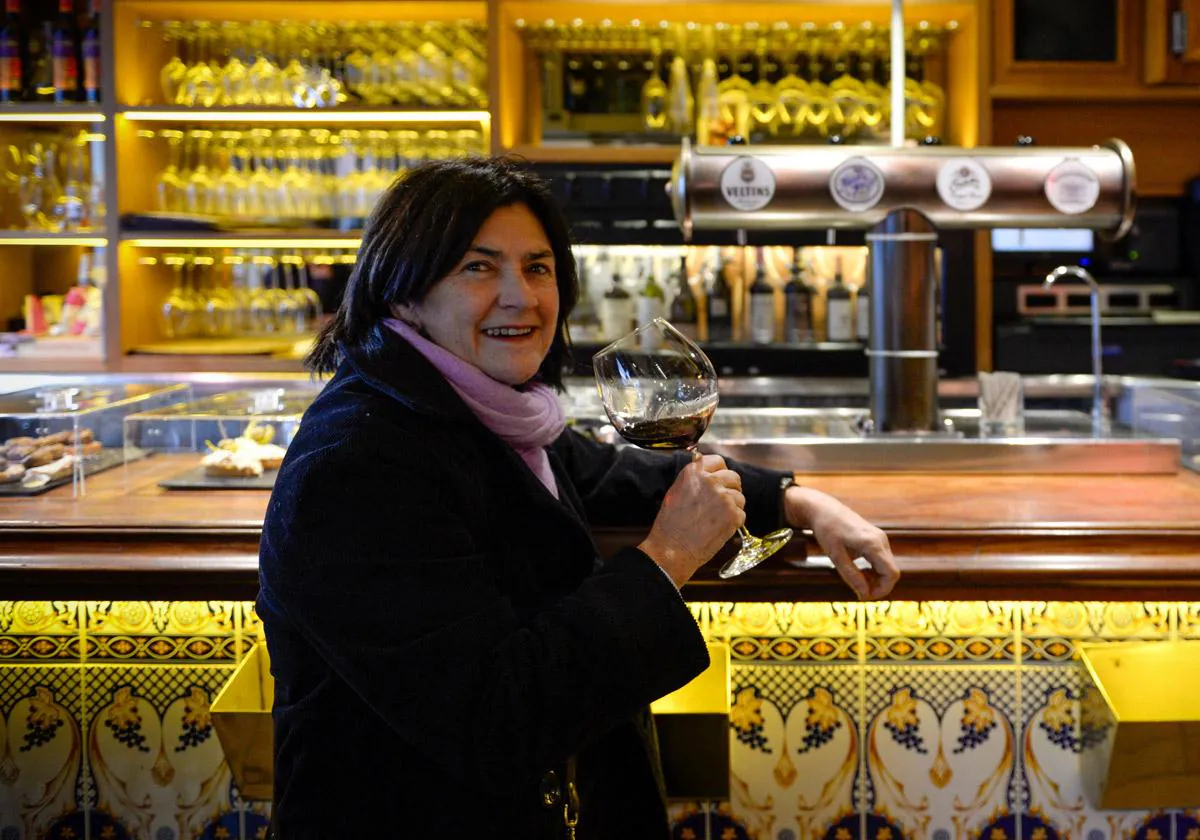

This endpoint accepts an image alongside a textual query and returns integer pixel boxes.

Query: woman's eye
[527,263,552,275]
[464,261,491,273]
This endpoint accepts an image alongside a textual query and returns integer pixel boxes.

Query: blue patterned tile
[1019,666,1165,840]
[863,666,1019,840]
[730,663,861,840]
[0,665,85,839]
[81,665,238,838]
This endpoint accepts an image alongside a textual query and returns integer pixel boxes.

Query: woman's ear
[391,303,422,331]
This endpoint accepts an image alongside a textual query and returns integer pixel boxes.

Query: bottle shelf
[507,144,679,165]
[117,107,490,125]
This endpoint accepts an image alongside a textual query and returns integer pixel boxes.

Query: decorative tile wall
[2,601,1198,839]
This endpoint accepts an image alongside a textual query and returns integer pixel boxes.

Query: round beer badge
[719,156,776,212]
[1044,158,1101,215]
[936,157,992,212]
[830,157,885,212]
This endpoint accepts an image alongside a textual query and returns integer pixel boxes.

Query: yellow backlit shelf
[118,107,490,125]
[121,231,362,248]
[0,105,105,124]
[0,231,109,246]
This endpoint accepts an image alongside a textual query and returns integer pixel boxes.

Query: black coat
[257,327,789,838]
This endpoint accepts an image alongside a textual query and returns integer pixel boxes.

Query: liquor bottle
[81,0,99,103]
[782,249,814,344]
[636,263,666,328]
[599,270,633,341]
[0,0,23,105]
[826,256,854,342]
[856,270,871,342]
[50,0,78,104]
[668,255,699,342]
[706,253,733,343]
[747,247,775,345]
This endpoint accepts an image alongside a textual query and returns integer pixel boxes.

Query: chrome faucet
[1043,265,1108,435]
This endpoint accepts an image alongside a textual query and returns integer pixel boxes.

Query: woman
[258,157,898,838]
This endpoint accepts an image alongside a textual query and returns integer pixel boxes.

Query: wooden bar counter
[3,453,1200,602]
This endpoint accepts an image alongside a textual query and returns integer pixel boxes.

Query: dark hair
[307,156,578,389]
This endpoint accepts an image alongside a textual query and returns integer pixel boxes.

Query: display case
[122,386,315,490]
[0,381,191,495]
[1132,386,1200,473]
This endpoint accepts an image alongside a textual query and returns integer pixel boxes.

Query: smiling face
[398,204,561,386]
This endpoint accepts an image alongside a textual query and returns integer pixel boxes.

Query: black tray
[0,448,127,496]
[159,465,279,491]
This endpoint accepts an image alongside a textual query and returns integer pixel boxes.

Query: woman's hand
[784,485,899,600]
[639,454,745,588]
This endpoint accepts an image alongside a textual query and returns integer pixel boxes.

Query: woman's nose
[497,266,538,308]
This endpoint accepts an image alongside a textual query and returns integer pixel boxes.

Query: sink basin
[695,408,1181,474]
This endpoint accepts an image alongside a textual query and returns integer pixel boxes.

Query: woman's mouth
[482,327,536,338]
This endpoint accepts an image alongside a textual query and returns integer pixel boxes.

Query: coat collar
[339,324,476,424]
[339,324,594,545]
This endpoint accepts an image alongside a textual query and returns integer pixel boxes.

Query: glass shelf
[118,108,490,125]
[0,232,109,246]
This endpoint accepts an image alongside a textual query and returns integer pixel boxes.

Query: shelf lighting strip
[0,236,109,246]
[119,110,490,125]
[0,112,106,123]
[124,238,361,249]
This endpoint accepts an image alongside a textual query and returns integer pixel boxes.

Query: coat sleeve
[258,431,709,796]
[553,426,793,535]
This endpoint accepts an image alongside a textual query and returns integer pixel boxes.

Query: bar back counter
[2,372,1199,840]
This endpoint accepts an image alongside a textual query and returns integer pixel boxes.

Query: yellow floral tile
[729,635,859,662]
[82,602,239,664]
[0,602,82,662]
[693,602,860,642]
[1021,602,1173,640]
[866,601,1017,638]
[1176,603,1200,638]
[864,602,1017,663]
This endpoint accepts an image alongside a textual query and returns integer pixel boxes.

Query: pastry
[3,436,35,448]
[254,443,288,470]
[38,431,72,446]
[0,462,23,484]
[25,444,66,468]
[6,444,33,461]
[26,455,75,482]
[202,449,263,478]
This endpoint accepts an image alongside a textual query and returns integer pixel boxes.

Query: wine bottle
[81,0,99,104]
[26,19,52,101]
[783,249,814,344]
[599,270,633,341]
[826,256,854,342]
[570,252,600,341]
[747,247,774,344]
[50,0,77,104]
[706,253,733,343]
[636,263,666,328]
[668,255,699,342]
[856,271,871,342]
[0,0,23,105]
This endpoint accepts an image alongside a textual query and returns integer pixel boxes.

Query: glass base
[717,527,793,579]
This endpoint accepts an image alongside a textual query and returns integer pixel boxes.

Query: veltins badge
[829,156,885,213]
[720,156,776,212]
[1044,158,1101,215]
[936,157,992,212]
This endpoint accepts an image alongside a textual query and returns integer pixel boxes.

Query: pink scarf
[383,319,565,498]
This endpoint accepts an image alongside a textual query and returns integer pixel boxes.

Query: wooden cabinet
[992,0,1141,94]
[1145,0,1200,83]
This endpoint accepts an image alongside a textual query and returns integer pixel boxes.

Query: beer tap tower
[667,138,1136,435]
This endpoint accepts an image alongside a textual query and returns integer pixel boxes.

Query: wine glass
[593,318,792,579]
